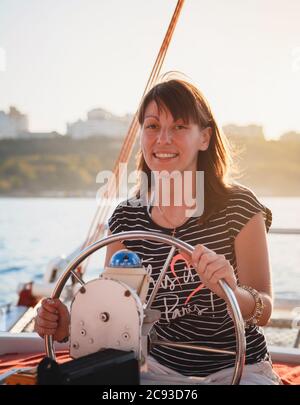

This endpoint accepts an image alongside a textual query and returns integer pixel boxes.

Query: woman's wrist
[56,325,70,343]
[227,285,258,325]
[57,334,69,343]
[235,286,256,314]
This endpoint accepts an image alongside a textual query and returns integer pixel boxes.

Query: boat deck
[264,326,299,348]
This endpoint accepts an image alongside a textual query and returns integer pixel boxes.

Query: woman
[35,78,282,384]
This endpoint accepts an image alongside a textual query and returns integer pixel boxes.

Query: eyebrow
[144,115,186,123]
[144,115,160,120]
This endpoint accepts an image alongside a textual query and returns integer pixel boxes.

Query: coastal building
[222,124,265,140]
[0,106,28,139]
[280,131,300,142]
[67,108,132,139]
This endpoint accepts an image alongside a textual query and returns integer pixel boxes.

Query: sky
[0,0,299,139]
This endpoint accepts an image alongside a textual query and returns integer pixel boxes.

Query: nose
[157,127,172,144]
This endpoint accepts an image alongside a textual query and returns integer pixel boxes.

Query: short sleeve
[226,185,272,240]
[107,200,127,234]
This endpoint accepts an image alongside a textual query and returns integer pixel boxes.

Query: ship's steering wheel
[44,231,246,385]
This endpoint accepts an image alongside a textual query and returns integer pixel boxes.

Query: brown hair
[136,78,236,224]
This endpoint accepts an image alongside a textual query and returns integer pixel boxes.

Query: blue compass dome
[109,249,141,268]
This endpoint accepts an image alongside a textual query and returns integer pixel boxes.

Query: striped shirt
[108,185,272,377]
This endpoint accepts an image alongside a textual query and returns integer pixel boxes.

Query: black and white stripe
[108,185,272,377]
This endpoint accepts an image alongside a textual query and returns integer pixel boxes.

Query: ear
[198,127,212,151]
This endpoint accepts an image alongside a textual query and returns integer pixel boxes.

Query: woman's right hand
[34,298,70,342]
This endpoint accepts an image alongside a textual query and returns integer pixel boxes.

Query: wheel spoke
[145,245,176,310]
[70,270,86,288]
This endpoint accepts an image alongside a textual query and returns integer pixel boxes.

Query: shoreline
[1,190,300,198]
[0,191,98,198]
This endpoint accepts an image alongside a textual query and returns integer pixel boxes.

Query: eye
[174,125,187,130]
[145,124,158,130]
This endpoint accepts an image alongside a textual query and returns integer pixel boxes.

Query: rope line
[78,0,185,276]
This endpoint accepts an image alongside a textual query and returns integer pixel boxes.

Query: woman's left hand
[191,244,237,301]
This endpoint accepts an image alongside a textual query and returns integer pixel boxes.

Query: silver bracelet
[240,285,264,327]
[226,285,264,328]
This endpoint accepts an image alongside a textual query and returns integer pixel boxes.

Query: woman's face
[141,100,211,174]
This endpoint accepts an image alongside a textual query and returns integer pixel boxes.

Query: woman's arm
[233,211,273,326]
[191,211,273,326]
[34,230,125,341]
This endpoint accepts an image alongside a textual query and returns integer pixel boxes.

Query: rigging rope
[77,0,185,276]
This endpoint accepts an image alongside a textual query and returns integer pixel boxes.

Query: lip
[152,152,179,160]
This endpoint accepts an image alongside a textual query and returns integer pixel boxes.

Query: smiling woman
[141,102,210,173]
[1,0,299,389]
[34,77,282,384]
[104,78,280,384]
[136,78,233,224]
